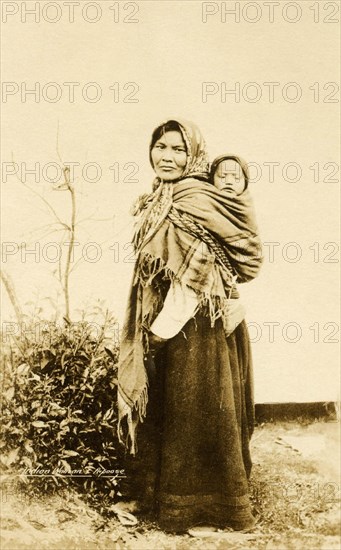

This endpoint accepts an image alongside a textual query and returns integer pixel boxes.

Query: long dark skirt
[122,313,255,533]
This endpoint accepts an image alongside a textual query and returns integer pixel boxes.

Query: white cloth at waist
[150,280,199,339]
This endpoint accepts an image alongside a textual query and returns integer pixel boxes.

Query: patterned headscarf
[210,154,250,191]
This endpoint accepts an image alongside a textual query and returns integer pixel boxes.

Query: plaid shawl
[118,120,262,453]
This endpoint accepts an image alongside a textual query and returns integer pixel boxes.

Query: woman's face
[151,131,187,181]
[213,159,245,195]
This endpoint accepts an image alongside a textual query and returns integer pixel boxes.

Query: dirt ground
[1,420,340,550]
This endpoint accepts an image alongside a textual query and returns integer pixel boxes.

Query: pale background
[1,0,340,403]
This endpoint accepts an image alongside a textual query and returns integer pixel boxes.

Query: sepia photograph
[1,1,340,548]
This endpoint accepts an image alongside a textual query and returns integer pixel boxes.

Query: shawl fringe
[136,251,238,335]
[118,386,149,455]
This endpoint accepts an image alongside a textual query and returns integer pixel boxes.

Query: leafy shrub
[0,310,124,507]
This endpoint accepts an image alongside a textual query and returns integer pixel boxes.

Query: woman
[117,118,262,533]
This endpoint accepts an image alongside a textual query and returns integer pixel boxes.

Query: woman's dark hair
[150,120,187,151]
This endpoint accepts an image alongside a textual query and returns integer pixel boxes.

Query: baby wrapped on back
[209,154,252,334]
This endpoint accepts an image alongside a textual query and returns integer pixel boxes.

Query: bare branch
[63,167,76,322]
[78,214,115,224]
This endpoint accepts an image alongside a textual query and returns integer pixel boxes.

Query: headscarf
[210,154,250,191]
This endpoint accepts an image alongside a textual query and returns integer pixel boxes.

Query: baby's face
[213,159,245,195]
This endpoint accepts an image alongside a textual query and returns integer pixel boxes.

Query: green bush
[0,311,123,507]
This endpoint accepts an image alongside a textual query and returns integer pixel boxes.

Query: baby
[210,154,249,195]
[209,154,251,335]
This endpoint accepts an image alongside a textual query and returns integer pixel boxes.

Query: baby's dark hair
[150,120,187,151]
[210,154,249,190]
